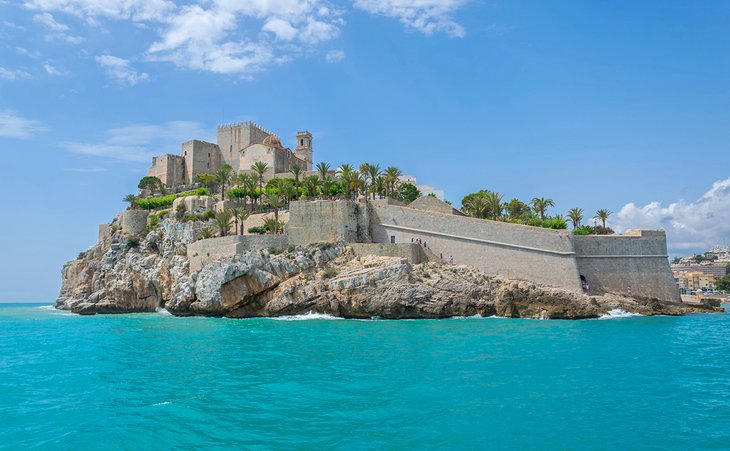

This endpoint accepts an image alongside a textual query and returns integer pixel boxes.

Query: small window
[300,139,304,146]
[390,236,396,244]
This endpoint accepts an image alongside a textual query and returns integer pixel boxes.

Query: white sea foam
[272,312,343,321]
[155,307,172,316]
[597,309,643,320]
[36,305,56,310]
[152,401,171,406]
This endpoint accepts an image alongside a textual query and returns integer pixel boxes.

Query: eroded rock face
[57,218,208,315]
[58,217,719,318]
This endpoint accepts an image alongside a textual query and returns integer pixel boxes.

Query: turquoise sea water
[1,304,730,450]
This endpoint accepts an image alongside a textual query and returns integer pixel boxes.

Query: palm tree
[316,162,331,198]
[263,216,283,234]
[264,191,283,232]
[374,175,386,199]
[123,194,138,210]
[290,163,302,200]
[366,163,381,199]
[304,175,320,199]
[359,163,371,201]
[463,195,489,219]
[231,207,249,235]
[216,164,234,200]
[594,209,612,228]
[567,208,584,229]
[213,209,233,237]
[531,197,555,220]
[485,191,504,220]
[243,174,257,210]
[337,164,355,199]
[383,166,402,197]
[251,161,269,205]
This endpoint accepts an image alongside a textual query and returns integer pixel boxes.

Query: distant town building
[673,271,717,292]
[670,264,728,278]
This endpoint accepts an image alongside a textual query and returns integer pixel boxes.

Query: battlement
[217,121,274,137]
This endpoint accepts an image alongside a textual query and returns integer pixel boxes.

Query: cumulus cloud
[0,66,31,80]
[354,0,467,37]
[95,55,149,85]
[613,177,730,253]
[22,0,468,76]
[62,120,209,163]
[0,110,48,138]
[43,62,67,75]
[325,49,344,63]
[32,12,84,43]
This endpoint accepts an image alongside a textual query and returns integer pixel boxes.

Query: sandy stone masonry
[148,121,314,187]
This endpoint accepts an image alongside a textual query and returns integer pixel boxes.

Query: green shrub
[148,214,160,228]
[175,203,187,220]
[287,244,296,253]
[137,194,176,210]
[268,247,283,255]
[248,226,267,235]
[573,225,593,235]
[323,267,338,279]
[126,236,140,249]
[317,242,334,250]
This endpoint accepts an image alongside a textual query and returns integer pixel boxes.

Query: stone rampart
[121,210,149,235]
[187,234,288,272]
[287,201,370,245]
[349,243,427,264]
[574,230,681,302]
[172,195,215,214]
[369,205,582,290]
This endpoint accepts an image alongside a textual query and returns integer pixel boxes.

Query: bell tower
[294,131,313,171]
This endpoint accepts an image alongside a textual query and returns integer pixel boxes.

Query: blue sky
[1,0,729,301]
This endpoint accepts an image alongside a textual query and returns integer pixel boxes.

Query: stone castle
[148,121,313,186]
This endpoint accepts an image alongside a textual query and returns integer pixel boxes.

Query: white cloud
[33,12,67,31]
[145,1,343,74]
[62,120,209,163]
[4,21,26,31]
[23,0,175,22]
[33,11,85,43]
[613,177,730,253]
[95,55,149,85]
[16,47,42,58]
[0,110,48,138]
[43,62,67,75]
[263,17,298,41]
[23,0,466,77]
[0,66,31,80]
[325,49,344,63]
[354,0,467,37]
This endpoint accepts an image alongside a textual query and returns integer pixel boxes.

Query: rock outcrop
[57,217,720,319]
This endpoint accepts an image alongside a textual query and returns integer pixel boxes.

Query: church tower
[294,131,313,171]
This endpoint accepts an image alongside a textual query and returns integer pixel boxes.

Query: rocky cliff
[58,216,719,319]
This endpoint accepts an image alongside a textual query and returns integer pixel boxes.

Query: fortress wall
[349,243,427,264]
[148,154,185,187]
[187,234,288,272]
[120,210,149,235]
[574,230,681,302]
[287,201,370,245]
[369,205,582,291]
[183,140,221,183]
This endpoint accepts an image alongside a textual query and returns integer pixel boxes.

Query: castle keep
[148,121,313,186]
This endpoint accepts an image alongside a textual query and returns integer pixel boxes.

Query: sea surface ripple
[1,303,729,450]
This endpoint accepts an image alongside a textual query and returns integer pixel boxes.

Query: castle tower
[217,121,272,171]
[294,131,313,171]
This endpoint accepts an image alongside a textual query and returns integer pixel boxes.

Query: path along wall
[574,230,681,302]
[369,205,582,291]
